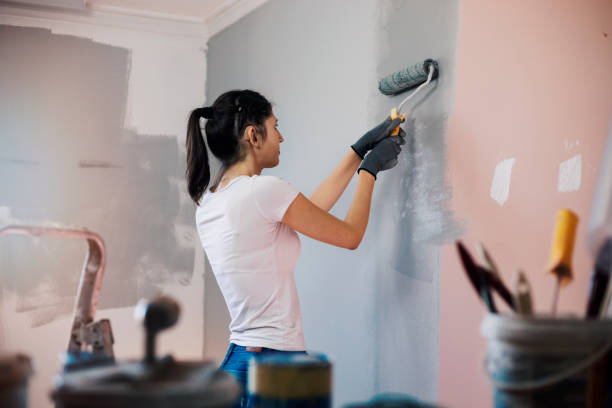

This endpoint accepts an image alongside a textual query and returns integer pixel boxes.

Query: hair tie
[200,107,214,119]
[234,97,243,113]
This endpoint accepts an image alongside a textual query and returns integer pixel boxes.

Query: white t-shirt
[195,174,305,351]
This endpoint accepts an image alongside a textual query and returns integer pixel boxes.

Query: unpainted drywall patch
[558,154,582,192]
[490,158,516,206]
[0,25,194,325]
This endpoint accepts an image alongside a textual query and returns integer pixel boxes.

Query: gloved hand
[351,116,404,159]
[358,128,406,179]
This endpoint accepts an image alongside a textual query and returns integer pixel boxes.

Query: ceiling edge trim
[0,2,209,39]
[205,0,269,38]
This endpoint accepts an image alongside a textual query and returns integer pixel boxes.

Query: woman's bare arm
[282,171,375,250]
[308,149,362,212]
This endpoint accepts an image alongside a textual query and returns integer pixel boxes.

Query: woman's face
[259,111,284,167]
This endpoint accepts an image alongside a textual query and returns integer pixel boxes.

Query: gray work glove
[351,117,404,159]
[357,128,406,179]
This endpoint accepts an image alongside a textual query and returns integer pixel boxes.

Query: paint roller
[378,58,439,135]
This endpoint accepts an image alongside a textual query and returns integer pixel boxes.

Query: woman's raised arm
[308,117,404,212]
[282,122,405,250]
[282,171,375,250]
[308,149,362,212]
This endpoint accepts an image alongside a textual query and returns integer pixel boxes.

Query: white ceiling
[0,0,266,36]
[86,0,236,23]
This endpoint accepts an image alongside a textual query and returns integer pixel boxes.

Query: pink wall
[439,1,612,406]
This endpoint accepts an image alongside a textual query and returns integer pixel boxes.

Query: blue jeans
[219,343,307,407]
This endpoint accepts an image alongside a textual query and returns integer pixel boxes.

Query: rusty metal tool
[0,225,114,367]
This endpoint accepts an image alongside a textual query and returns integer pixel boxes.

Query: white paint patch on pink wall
[490,158,515,206]
[558,154,582,192]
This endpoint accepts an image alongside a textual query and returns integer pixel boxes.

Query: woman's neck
[224,162,259,178]
[218,160,262,188]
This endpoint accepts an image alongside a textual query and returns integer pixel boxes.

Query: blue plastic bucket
[481,314,612,407]
[248,353,331,407]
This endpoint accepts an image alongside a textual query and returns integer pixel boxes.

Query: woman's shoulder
[251,174,295,192]
[253,174,279,181]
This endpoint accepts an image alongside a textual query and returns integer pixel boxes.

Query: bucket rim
[481,313,612,342]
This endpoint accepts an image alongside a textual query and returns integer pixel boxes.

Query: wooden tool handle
[548,209,579,287]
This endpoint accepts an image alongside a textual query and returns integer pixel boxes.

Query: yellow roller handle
[547,209,579,287]
[390,108,406,136]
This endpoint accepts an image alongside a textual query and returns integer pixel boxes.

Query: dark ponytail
[186,107,210,204]
[185,90,272,204]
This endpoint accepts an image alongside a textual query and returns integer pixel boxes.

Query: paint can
[481,314,612,407]
[0,353,33,408]
[248,353,331,407]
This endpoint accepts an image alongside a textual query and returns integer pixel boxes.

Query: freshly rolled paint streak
[558,154,582,192]
[490,158,516,206]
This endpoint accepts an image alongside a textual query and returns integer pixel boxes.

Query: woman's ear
[244,125,261,149]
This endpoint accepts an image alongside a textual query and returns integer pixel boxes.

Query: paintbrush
[456,241,517,313]
[457,241,495,312]
[478,242,517,311]
[478,242,500,278]
[514,270,533,316]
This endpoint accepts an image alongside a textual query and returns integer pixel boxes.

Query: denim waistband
[231,343,306,353]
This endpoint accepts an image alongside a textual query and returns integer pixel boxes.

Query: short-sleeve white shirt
[196,174,305,351]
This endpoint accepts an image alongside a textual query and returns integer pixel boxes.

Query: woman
[186,89,405,402]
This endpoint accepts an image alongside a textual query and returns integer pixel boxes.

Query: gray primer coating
[370,1,461,396]
[0,25,194,325]
[204,0,459,404]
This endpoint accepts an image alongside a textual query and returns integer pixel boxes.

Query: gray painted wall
[204,0,458,405]
[0,24,193,327]
[0,21,206,408]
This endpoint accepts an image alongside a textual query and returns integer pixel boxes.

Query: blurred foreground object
[0,353,33,408]
[52,295,239,408]
[248,353,331,407]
